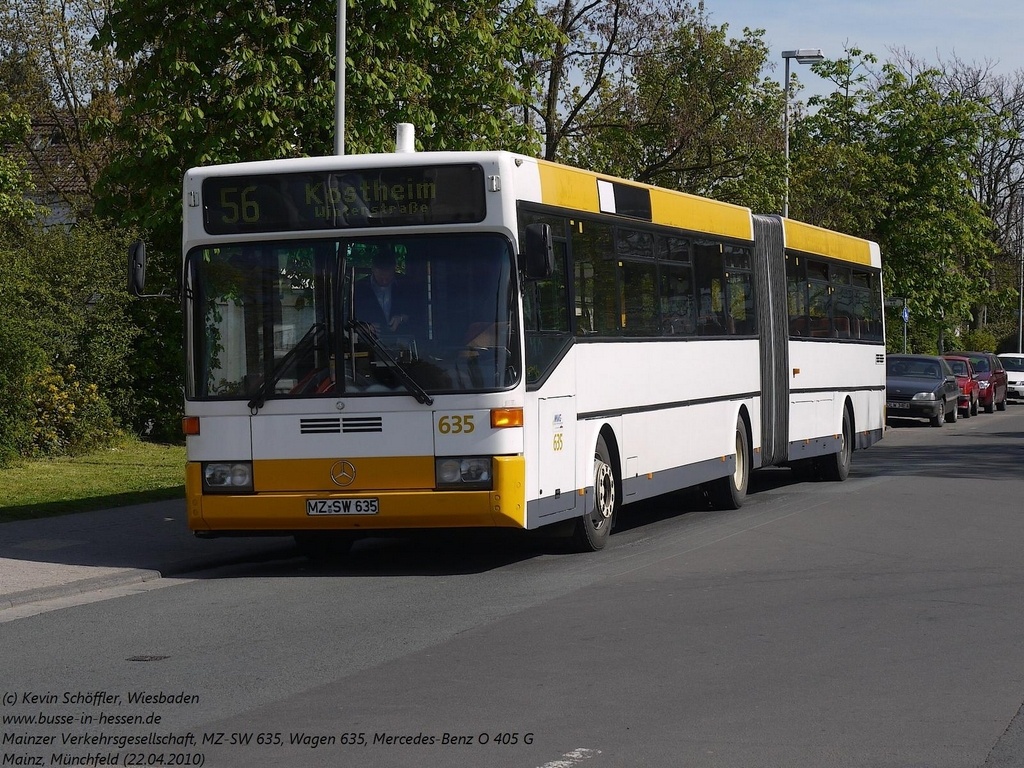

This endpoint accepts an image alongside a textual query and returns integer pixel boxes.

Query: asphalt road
[5,405,1024,768]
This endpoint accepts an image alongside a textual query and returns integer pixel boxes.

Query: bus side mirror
[128,239,147,297]
[522,223,554,280]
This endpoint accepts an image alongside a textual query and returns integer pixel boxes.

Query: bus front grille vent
[342,416,383,433]
[300,417,341,434]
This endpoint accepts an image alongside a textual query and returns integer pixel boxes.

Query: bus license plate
[306,498,379,516]
[886,402,910,409]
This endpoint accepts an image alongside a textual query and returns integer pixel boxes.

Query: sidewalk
[0,500,295,609]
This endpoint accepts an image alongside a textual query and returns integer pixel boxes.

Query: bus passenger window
[572,220,616,336]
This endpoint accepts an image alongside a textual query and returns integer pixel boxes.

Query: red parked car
[941,355,980,417]
[960,351,1008,413]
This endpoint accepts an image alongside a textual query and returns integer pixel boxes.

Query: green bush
[0,317,42,465]
[0,218,144,461]
[27,364,120,457]
[954,328,998,353]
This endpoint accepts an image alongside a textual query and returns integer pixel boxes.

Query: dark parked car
[960,351,1008,413]
[886,354,960,426]
[941,354,979,417]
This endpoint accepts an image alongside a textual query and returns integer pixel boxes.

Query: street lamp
[782,48,825,218]
[335,0,346,155]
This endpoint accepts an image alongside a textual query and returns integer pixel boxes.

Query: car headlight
[978,380,991,389]
[435,457,493,489]
[912,392,937,401]
[202,461,254,493]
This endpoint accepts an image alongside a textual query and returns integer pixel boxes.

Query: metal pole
[783,56,791,219]
[903,299,908,354]
[1018,209,1023,353]
[334,0,346,156]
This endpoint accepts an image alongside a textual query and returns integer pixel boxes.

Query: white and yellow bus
[133,129,885,554]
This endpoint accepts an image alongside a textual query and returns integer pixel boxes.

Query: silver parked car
[998,353,1024,401]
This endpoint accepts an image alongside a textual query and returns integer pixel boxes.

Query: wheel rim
[733,431,746,487]
[591,458,615,529]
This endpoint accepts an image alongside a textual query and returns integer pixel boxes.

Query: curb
[1,568,163,610]
[0,542,297,611]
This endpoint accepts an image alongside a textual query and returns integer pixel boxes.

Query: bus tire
[817,408,852,482]
[705,420,749,510]
[294,532,355,562]
[572,435,616,552]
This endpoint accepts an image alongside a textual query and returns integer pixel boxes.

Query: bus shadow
[237,529,556,578]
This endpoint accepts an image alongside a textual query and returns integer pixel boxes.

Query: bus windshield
[185,233,521,401]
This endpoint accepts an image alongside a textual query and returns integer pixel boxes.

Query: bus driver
[353,246,415,335]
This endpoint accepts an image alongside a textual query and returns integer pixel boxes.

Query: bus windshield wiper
[347,320,434,406]
[248,323,326,411]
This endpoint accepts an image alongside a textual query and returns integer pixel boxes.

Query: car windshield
[969,356,991,372]
[887,358,941,379]
[184,233,521,401]
[1001,356,1024,372]
[946,360,968,376]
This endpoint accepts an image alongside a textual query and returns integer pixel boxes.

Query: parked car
[998,353,1024,401]
[941,355,980,417]
[886,354,960,426]
[960,351,1008,413]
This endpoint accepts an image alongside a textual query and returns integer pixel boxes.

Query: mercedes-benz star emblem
[329,460,357,487]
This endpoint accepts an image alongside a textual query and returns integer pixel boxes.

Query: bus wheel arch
[571,427,620,552]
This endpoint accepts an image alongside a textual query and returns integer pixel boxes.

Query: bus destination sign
[202,164,487,234]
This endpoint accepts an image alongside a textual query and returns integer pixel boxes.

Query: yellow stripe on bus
[536,161,754,241]
[783,218,874,266]
[649,189,753,241]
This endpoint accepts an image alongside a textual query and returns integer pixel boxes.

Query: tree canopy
[3,0,1024,456]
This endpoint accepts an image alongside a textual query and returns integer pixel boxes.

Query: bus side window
[572,220,616,336]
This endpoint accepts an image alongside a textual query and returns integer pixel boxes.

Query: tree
[566,5,784,210]
[0,94,43,227]
[90,0,558,437]
[528,0,664,162]
[940,58,1024,342]
[0,0,124,217]
[793,49,997,351]
[93,0,557,242]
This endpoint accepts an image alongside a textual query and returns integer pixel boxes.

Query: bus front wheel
[572,435,616,552]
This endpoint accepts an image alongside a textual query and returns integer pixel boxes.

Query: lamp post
[1018,201,1023,353]
[335,0,346,155]
[782,48,824,218]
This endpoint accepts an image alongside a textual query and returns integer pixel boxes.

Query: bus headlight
[202,462,254,493]
[435,457,493,489]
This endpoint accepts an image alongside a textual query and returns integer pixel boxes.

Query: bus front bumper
[186,456,526,533]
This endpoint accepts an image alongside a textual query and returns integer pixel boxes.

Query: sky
[703,0,1024,97]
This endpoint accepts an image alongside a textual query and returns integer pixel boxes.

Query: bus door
[538,395,576,515]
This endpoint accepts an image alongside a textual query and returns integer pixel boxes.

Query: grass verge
[0,440,185,524]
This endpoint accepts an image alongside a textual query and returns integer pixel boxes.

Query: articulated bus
[133,128,885,555]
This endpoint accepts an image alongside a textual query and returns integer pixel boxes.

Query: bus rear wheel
[705,420,749,510]
[816,408,852,481]
[571,435,616,552]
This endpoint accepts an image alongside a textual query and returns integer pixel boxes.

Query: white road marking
[536,747,602,768]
